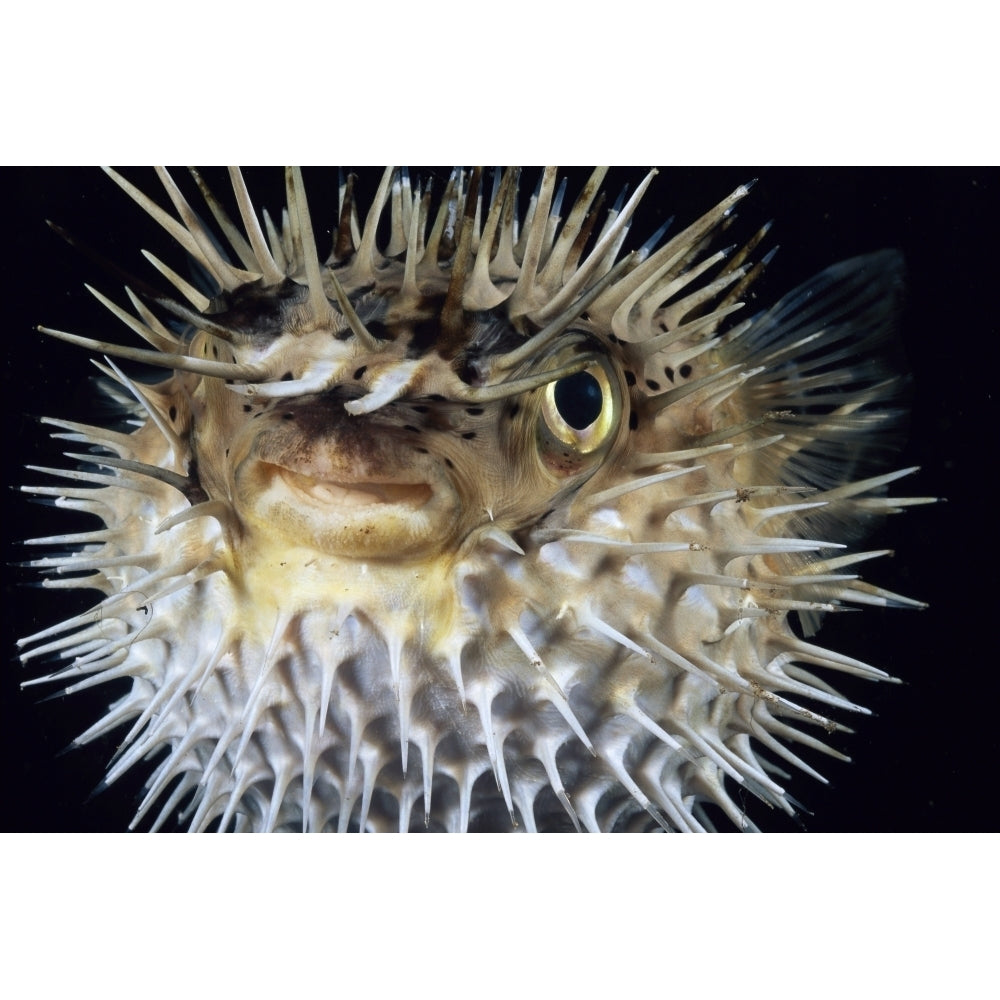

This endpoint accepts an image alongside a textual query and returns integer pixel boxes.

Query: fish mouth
[270,465,433,510]
[234,446,457,558]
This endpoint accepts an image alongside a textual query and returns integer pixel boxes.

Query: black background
[2,166,994,833]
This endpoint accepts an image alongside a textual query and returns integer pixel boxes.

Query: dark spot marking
[404,425,420,434]
[365,320,389,342]
[169,405,177,421]
[462,431,477,440]
[664,366,674,382]
[283,413,295,420]
[412,405,430,414]
[212,345,219,359]
[281,371,293,381]
[354,366,367,380]
[415,447,429,454]
[242,404,252,413]
[444,457,454,469]
[407,316,454,356]
[507,403,520,419]
[465,407,484,416]
[624,371,636,387]
[679,364,692,378]
[646,379,661,391]
[629,411,639,430]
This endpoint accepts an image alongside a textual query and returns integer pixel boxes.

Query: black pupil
[553,370,603,430]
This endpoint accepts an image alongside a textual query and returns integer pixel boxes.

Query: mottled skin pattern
[18,167,932,831]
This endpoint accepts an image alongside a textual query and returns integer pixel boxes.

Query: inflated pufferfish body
[20,167,933,831]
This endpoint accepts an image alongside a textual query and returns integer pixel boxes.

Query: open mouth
[274,466,433,510]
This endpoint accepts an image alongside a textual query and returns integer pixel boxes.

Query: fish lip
[234,439,461,557]
[266,463,433,511]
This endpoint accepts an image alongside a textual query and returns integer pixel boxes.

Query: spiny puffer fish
[18,167,933,832]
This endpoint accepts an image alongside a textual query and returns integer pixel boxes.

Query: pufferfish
[18,166,933,832]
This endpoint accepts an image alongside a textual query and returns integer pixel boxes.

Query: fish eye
[539,360,621,463]
[553,370,603,430]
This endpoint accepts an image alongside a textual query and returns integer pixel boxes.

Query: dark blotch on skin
[261,392,423,477]
[213,277,309,341]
